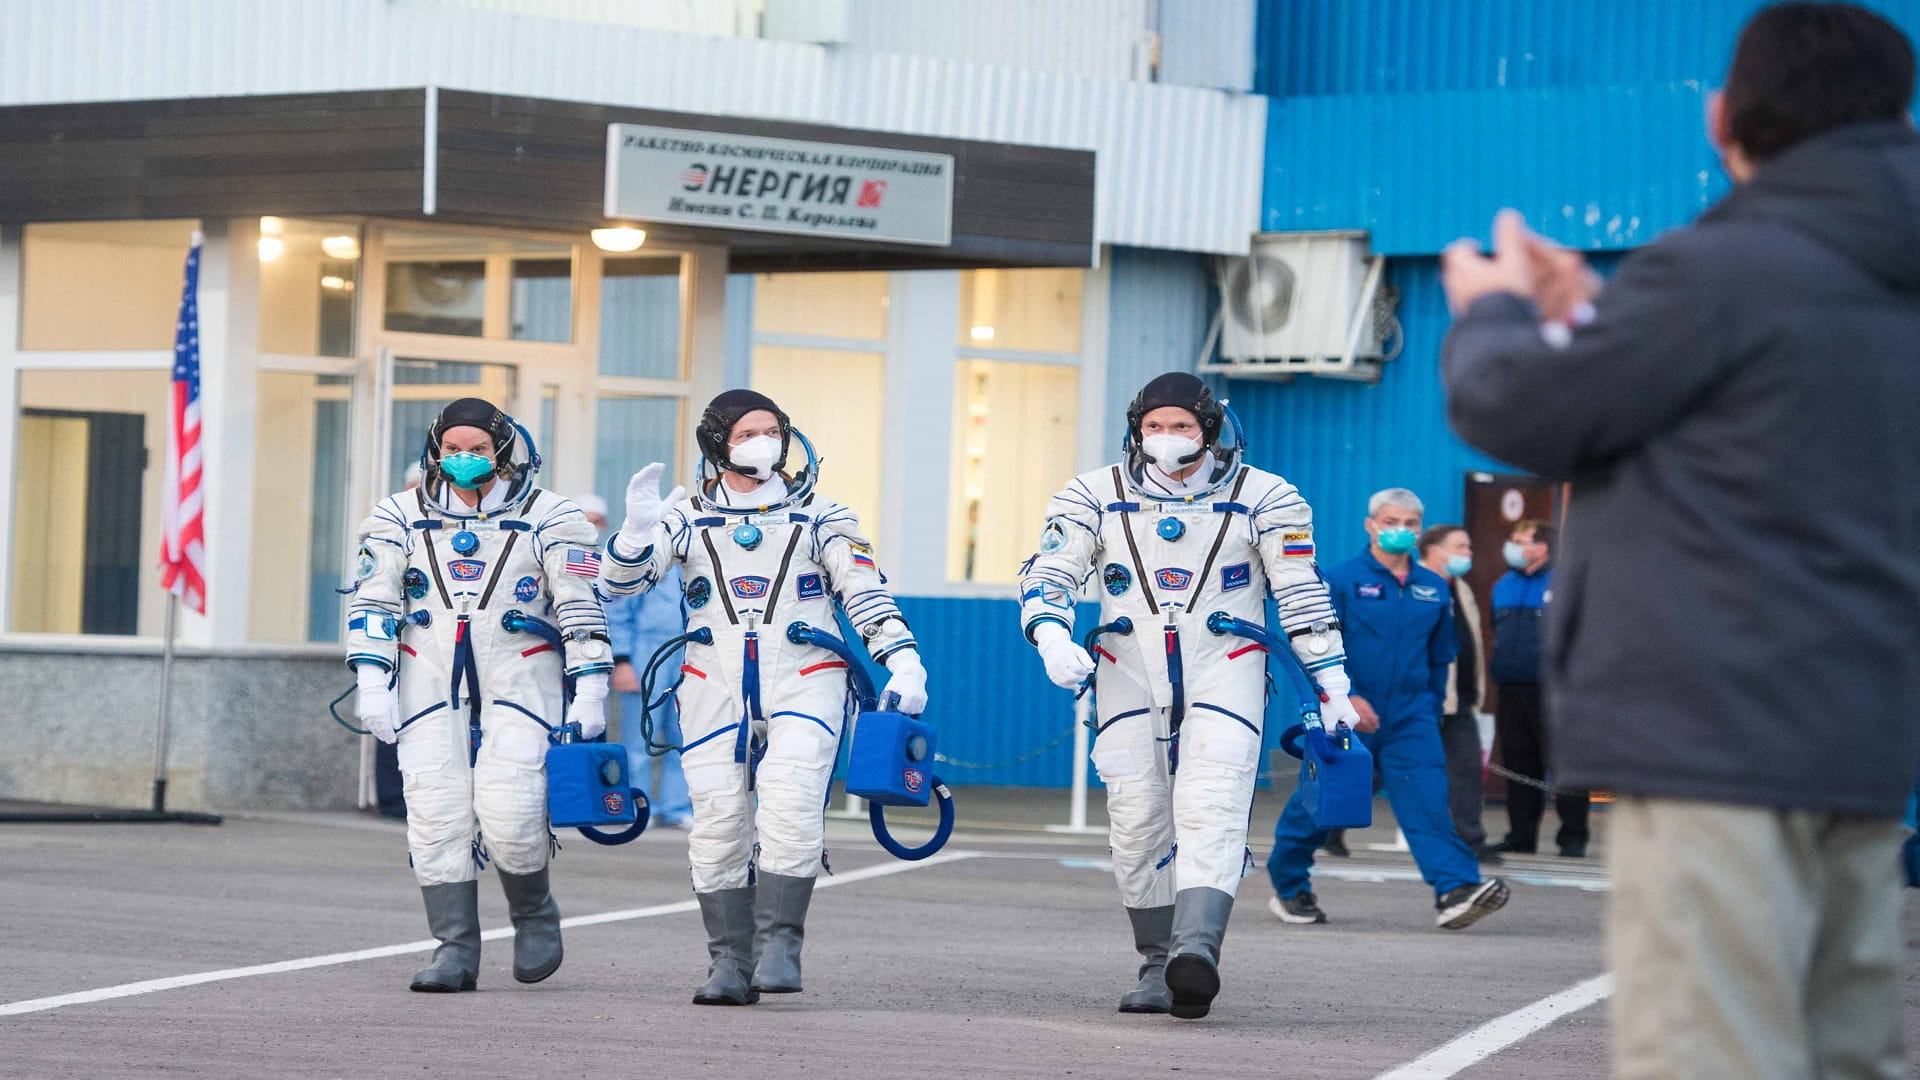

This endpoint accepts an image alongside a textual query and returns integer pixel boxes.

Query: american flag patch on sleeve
[564,549,602,577]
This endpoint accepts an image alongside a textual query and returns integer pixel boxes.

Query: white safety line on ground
[1373,973,1614,1079]
[1042,855,1609,892]
[0,850,980,1019]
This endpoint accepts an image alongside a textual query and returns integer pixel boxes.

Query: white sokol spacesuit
[601,388,927,1006]
[346,397,612,993]
[1019,372,1355,1021]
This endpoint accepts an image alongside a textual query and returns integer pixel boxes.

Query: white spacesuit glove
[355,664,401,745]
[570,672,610,740]
[1313,665,1361,733]
[616,462,684,556]
[1032,622,1096,691]
[881,650,929,715]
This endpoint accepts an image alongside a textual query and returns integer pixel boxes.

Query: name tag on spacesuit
[1158,500,1218,515]
[747,512,796,526]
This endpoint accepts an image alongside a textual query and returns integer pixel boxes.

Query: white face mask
[1141,434,1203,473]
[729,435,782,480]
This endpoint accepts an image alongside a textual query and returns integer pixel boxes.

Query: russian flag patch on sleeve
[1282,530,1315,558]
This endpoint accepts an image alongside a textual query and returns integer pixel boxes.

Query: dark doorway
[24,408,146,636]
[1463,472,1563,803]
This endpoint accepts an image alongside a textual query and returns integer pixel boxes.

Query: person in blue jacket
[583,494,693,828]
[1267,488,1510,929]
[1489,519,1588,856]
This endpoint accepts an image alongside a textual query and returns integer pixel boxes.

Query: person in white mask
[345,397,613,993]
[600,388,928,1006]
[1017,371,1356,1020]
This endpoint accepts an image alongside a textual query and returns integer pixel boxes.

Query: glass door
[387,358,520,493]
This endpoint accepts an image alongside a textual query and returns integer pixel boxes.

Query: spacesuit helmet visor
[696,388,792,477]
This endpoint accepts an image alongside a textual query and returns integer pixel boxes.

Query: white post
[151,594,180,812]
[1046,695,1103,834]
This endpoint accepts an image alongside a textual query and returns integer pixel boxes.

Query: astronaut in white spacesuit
[602,388,928,1006]
[347,397,613,993]
[1018,371,1358,1020]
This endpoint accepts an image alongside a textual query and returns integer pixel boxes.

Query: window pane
[11,369,171,635]
[249,372,352,643]
[753,272,889,340]
[957,268,1085,353]
[510,258,573,343]
[259,218,359,357]
[751,346,884,533]
[385,261,485,337]
[600,256,684,378]
[388,359,518,492]
[948,360,1078,584]
[21,220,200,351]
[595,396,682,531]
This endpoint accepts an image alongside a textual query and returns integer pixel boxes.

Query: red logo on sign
[857,180,887,208]
[903,769,923,794]
[602,791,626,814]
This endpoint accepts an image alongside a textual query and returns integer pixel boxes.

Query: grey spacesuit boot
[750,872,816,994]
[1162,887,1235,1019]
[497,867,564,984]
[409,881,482,993]
[1117,905,1175,1014]
[693,887,760,1005]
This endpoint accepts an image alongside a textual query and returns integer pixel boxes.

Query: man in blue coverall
[583,493,693,828]
[1267,488,1510,929]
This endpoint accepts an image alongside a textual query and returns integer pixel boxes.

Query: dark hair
[1724,3,1915,162]
[1417,524,1466,557]
[1512,519,1556,550]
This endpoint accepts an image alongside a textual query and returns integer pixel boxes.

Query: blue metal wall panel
[1265,82,1724,253]
[1215,254,1622,558]
[1256,0,1920,98]
[1104,247,1215,460]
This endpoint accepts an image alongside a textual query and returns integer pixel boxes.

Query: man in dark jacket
[1440,6,1920,1077]
[1487,520,1589,858]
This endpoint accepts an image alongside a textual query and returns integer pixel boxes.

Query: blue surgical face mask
[1445,554,1473,578]
[440,451,495,490]
[1503,541,1529,570]
[1376,526,1418,555]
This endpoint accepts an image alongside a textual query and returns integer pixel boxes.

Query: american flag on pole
[158,233,207,614]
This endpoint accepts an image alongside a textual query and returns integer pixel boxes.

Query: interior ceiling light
[257,236,285,262]
[969,325,996,341]
[259,215,285,236]
[320,234,361,260]
[591,225,647,253]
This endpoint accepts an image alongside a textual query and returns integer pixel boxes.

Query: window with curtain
[947,360,1078,584]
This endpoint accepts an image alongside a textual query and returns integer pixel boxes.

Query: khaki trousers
[1609,797,1907,1080]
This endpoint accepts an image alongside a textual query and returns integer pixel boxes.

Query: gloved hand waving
[617,463,684,555]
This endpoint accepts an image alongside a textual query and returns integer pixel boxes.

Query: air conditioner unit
[1205,231,1401,382]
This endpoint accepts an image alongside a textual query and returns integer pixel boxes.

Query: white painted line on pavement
[1374,973,1614,1079]
[0,850,980,1019]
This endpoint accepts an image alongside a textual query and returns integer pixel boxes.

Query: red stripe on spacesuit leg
[1094,646,1118,664]
[680,664,707,679]
[1226,644,1267,660]
[398,643,417,657]
[798,660,850,676]
[520,644,555,657]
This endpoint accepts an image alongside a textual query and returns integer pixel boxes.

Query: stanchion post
[1046,694,1103,835]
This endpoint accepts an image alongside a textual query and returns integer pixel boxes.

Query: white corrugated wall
[0,0,1263,254]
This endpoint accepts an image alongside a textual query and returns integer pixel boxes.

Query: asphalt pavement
[1,789,1915,1079]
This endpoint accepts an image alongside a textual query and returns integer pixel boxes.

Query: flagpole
[152,592,180,813]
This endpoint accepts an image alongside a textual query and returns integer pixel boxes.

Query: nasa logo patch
[685,576,712,610]
[1103,563,1133,596]
[1357,582,1385,599]
[513,575,540,602]
[1154,567,1194,591]
[796,573,825,600]
[729,576,771,600]
[1221,562,1252,592]
[448,559,485,582]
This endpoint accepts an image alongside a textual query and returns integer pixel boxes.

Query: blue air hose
[786,620,956,861]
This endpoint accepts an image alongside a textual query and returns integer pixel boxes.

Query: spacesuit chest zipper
[735,619,768,790]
